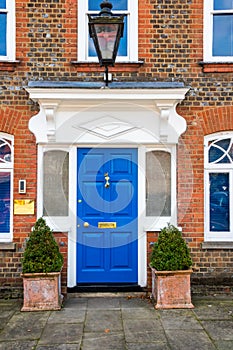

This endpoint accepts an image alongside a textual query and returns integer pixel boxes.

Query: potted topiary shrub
[21,217,64,311]
[150,224,194,309]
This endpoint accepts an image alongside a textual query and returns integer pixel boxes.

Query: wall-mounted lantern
[88,0,124,86]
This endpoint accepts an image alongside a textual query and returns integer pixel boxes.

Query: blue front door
[77,148,138,283]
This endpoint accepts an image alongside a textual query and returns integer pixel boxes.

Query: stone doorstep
[67,292,148,298]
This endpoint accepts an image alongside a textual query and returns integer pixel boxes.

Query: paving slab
[214,340,233,350]
[193,302,233,320]
[123,318,166,344]
[84,309,122,332]
[87,297,121,309]
[201,320,233,341]
[159,309,203,330]
[37,345,80,350]
[126,342,170,350]
[81,331,125,350]
[0,311,49,341]
[47,308,86,324]
[0,340,37,350]
[121,306,157,320]
[64,298,88,310]
[165,329,216,350]
[38,323,83,345]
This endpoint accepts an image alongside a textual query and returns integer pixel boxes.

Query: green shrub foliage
[150,224,192,271]
[22,217,64,273]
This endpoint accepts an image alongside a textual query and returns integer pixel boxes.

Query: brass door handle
[83,222,90,228]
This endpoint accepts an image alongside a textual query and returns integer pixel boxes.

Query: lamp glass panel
[89,17,127,57]
[95,23,118,59]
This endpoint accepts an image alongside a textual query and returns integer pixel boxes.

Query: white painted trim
[138,146,146,287]
[27,87,189,145]
[26,87,189,101]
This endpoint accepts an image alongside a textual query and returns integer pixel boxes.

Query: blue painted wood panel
[77,148,138,283]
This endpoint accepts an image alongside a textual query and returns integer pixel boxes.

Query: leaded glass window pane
[208,138,233,164]
[43,151,69,217]
[146,151,171,216]
[0,138,12,164]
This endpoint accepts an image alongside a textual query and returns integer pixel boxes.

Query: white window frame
[143,145,177,231]
[0,133,14,243]
[204,0,233,62]
[77,0,138,62]
[204,132,233,241]
[37,145,76,233]
[0,0,16,61]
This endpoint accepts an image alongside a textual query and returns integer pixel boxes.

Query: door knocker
[104,172,110,188]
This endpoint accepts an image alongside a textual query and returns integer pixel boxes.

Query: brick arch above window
[0,107,31,135]
[196,106,233,136]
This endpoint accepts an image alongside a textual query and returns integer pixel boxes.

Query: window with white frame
[0,134,13,242]
[144,147,176,230]
[0,0,15,61]
[204,133,233,241]
[78,0,138,62]
[204,0,233,62]
[43,150,69,217]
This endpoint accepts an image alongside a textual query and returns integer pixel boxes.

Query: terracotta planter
[150,266,194,309]
[21,271,63,311]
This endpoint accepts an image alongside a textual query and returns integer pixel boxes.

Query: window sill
[0,242,16,251]
[0,60,21,72]
[71,60,144,73]
[199,61,233,73]
[202,242,233,250]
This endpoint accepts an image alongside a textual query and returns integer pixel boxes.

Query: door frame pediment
[26,85,189,145]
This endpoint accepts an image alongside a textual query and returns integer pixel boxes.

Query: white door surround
[26,83,189,288]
